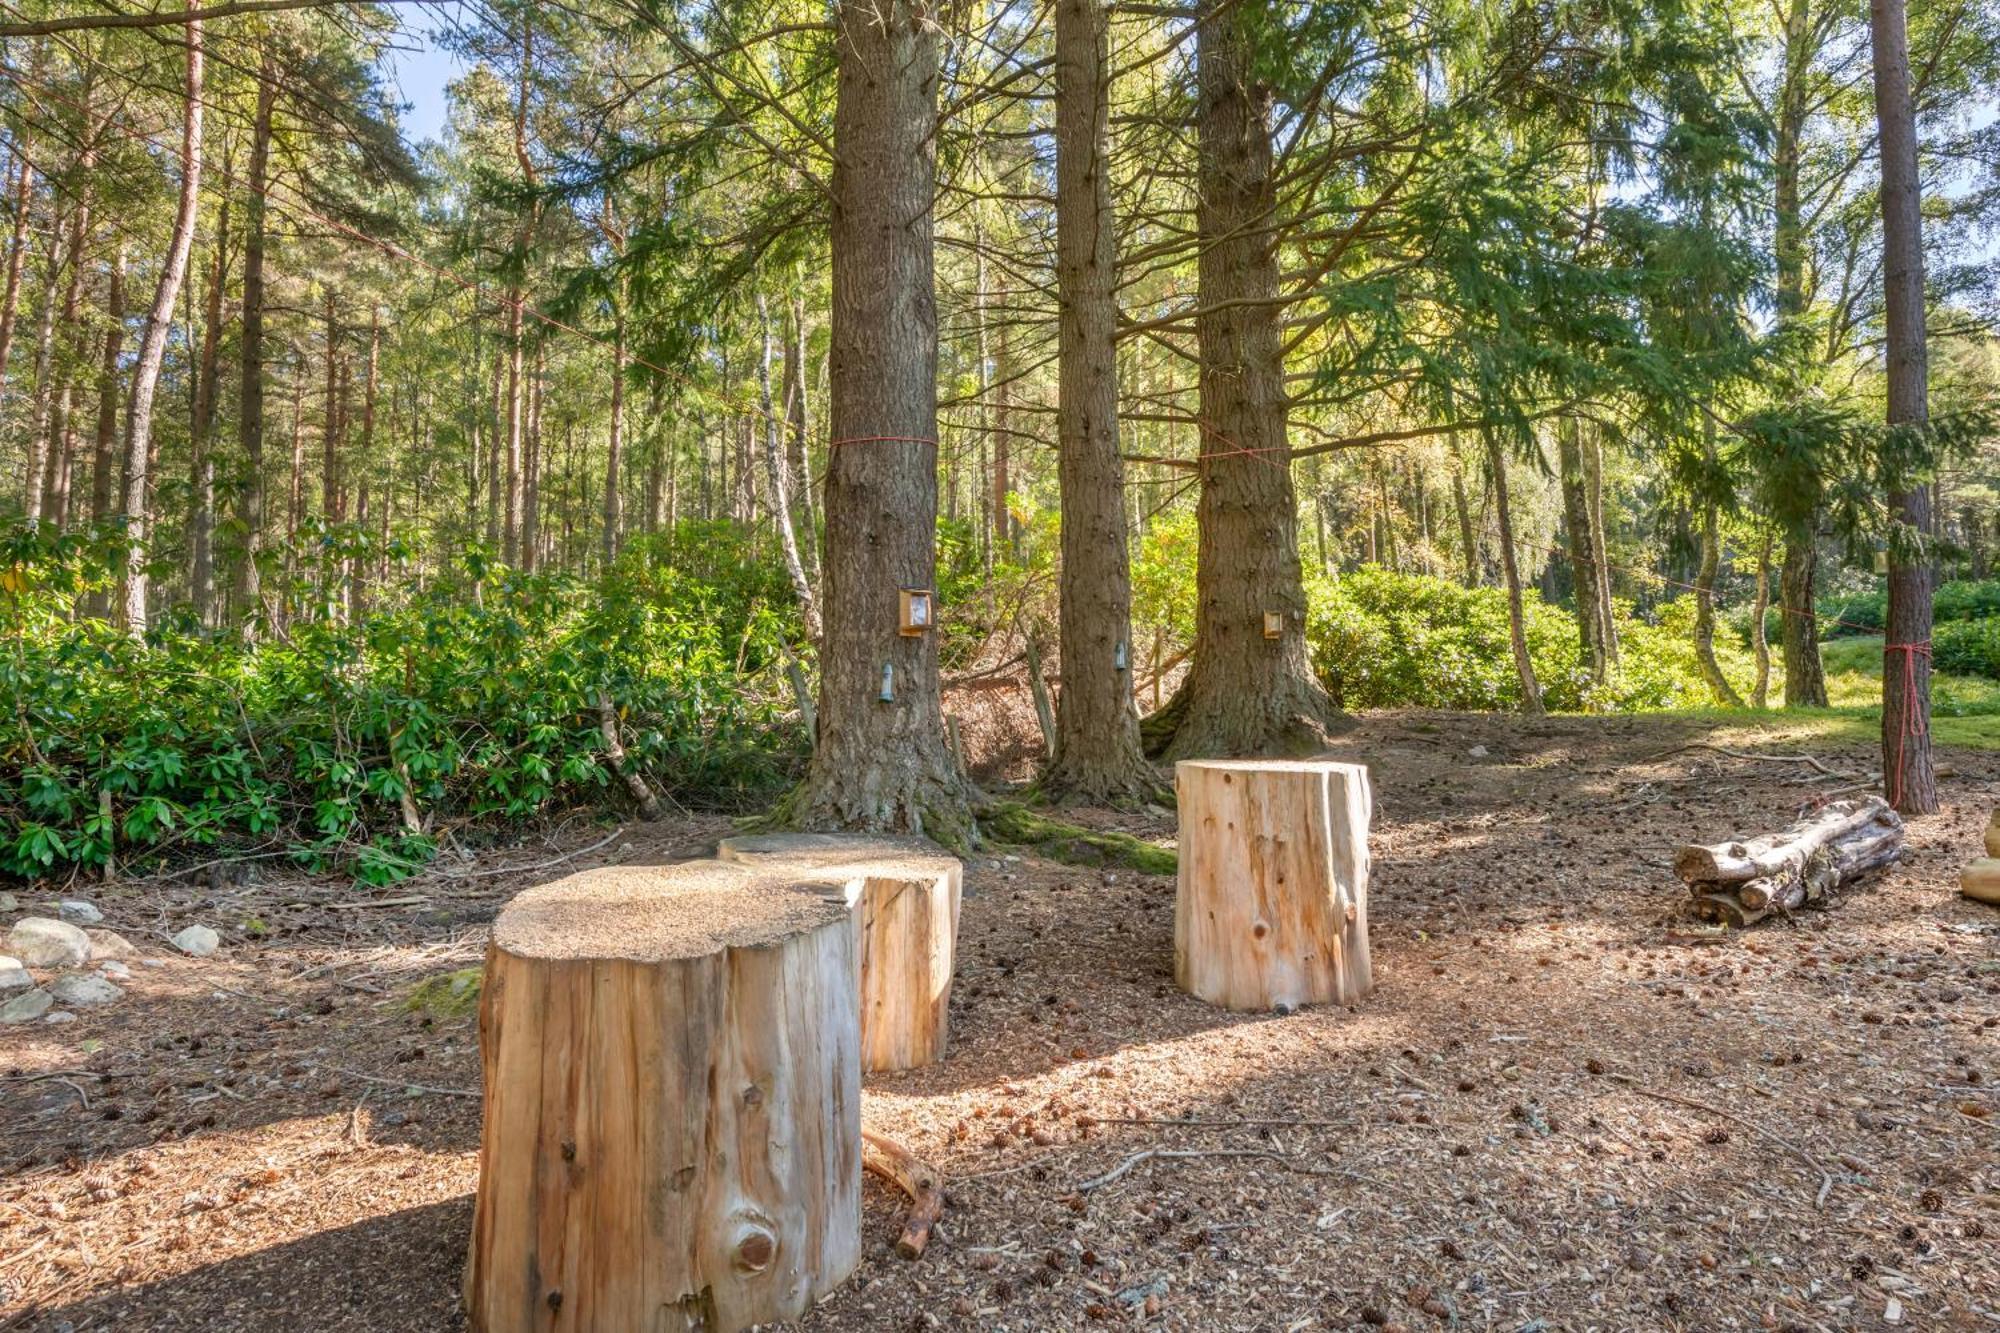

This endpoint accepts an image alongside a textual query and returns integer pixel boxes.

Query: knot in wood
[733,1227,777,1273]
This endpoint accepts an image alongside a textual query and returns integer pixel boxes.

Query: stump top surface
[716,832,960,880]
[1175,758,1368,776]
[493,860,853,963]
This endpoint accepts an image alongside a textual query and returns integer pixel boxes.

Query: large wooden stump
[1174,759,1373,1011]
[715,833,961,1072]
[465,862,862,1333]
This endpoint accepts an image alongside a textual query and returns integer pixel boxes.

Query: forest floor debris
[1,710,1996,1331]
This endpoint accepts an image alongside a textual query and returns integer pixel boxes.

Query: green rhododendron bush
[1,523,802,883]
[1304,567,1750,713]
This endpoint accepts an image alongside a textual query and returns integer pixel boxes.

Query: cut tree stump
[464,861,862,1333]
[1961,858,2000,906]
[1173,759,1373,1011]
[715,833,962,1072]
[1676,796,1905,926]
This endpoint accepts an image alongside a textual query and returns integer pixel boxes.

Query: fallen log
[1679,797,1904,927]
[1674,797,1891,884]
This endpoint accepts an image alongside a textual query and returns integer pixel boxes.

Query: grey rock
[8,917,91,969]
[58,900,104,926]
[0,956,29,991]
[97,960,132,980]
[0,891,17,912]
[85,929,139,960]
[44,1010,76,1025]
[50,973,122,1007]
[140,958,168,969]
[0,988,54,1023]
[1468,744,1490,758]
[171,925,221,958]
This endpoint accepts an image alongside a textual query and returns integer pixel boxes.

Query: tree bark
[0,137,33,401]
[602,306,624,563]
[190,176,232,628]
[87,247,123,533]
[1045,0,1151,802]
[1558,418,1608,682]
[1869,0,1936,815]
[1451,438,1479,587]
[758,292,819,638]
[235,62,275,623]
[119,11,203,633]
[785,288,816,574]
[1780,540,1826,705]
[782,0,974,843]
[1486,434,1544,714]
[1156,0,1337,759]
[22,243,57,523]
[1693,497,1743,707]
[1751,531,1773,708]
[1584,426,1617,664]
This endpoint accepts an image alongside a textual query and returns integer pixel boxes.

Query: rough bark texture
[781,0,975,844]
[119,14,202,632]
[1694,498,1743,707]
[235,62,275,620]
[1751,532,1773,708]
[86,249,123,540]
[189,184,231,626]
[758,292,819,639]
[602,308,623,563]
[22,245,56,522]
[1158,0,1337,760]
[1558,419,1609,682]
[0,139,31,399]
[1174,759,1373,1011]
[1868,0,1936,816]
[717,832,962,1071]
[1045,0,1151,803]
[1780,541,1827,706]
[1485,435,1544,714]
[465,863,862,1333]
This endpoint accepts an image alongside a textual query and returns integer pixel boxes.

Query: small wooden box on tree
[464,861,863,1333]
[1174,758,1373,1011]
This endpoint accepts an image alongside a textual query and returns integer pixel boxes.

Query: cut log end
[1677,797,1904,927]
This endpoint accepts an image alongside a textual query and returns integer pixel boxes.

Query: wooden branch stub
[861,1129,945,1259]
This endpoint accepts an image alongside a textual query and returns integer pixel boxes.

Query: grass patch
[405,967,484,1019]
[980,801,1178,875]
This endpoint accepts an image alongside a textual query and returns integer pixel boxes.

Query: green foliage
[1931,620,2000,682]
[1818,578,2000,639]
[1304,567,1749,713]
[0,522,801,883]
[406,967,485,1019]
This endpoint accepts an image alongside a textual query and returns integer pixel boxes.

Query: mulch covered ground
[2,711,1996,1332]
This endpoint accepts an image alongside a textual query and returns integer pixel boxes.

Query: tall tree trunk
[1694,502,1743,707]
[785,288,816,575]
[758,292,819,637]
[1451,438,1479,586]
[1155,0,1336,759]
[783,0,972,841]
[119,13,203,633]
[485,348,503,550]
[992,304,1012,557]
[22,245,57,522]
[322,292,342,528]
[521,342,542,572]
[82,248,123,619]
[1751,530,1773,708]
[1780,541,1826,705]
[0,137,33,401]
[1557,418,1608,681]
[1486,434,1544,715]
[1584,426,1617,664]
[235,61,274,624]
[349,311,378,620]
[44,176,91,527]
[1869,0,1935,815]
[1774,0,1827,708]
[190,177,232,628]
[603,306,625,563]
[1046,0,1150,801]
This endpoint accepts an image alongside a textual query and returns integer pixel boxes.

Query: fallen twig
[1077,1147,1320,1193]
[430,827,625,882]
[320,1064,478,1099]
[861,1129,944,1259]
[1610,1073,1834,1208]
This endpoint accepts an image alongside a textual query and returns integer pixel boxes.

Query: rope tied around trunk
[1883,638,1931,809]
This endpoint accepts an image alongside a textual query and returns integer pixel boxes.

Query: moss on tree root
[405,967,484,1019]
[979,801,1177,875]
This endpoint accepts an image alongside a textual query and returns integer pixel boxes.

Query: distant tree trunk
[522,343,542,572]
[503,300,524,564]
[119,12,203,633]
[1045,0,1150,802]
[1694,500,1743,707]
[82,247,123,619]
[286,358,306,549]
[1153,0,1336,759]
[1486,434,1543,715]
[758,292,819,638]
[1558,418,1608,682]
[235,61,275,624]
[22,245,57,522]
[321,292,342,529]
[1869,0,1936,816]
[992,309,1012,557]
[349,311,379,619]
[1584,427,1617,664]
[0,138,33,400]
[785,289,816,574]
[190,174,232,628]
[485,348,503,549]
[1774,0,1826,708]
[603,307,625,563]
[1779,542,1826,705]
[1451,438,1479,586]
[1751,531,1773,708]
[783,0,973,841]
[44,164,92,527]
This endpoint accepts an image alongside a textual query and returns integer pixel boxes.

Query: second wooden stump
[716,833,962,1072]
[1174,759,1373,1011]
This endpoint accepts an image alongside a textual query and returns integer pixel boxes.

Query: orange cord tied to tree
[1883,639,1931,809]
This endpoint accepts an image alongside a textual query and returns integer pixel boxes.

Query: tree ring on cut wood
[716,833,963,1072]
[1174,758,1373,1012]
[465,861,863,1333]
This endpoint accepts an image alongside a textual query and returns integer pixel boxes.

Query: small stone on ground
[8,917,91,968]
[0,988,54,1023]
[58,899,105,925]
[171,925,221,957]
[85,928,139,960]
[50,973,123,1007]
[0,956,30,991]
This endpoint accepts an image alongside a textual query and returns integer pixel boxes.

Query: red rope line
[1883,639,1930,808]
